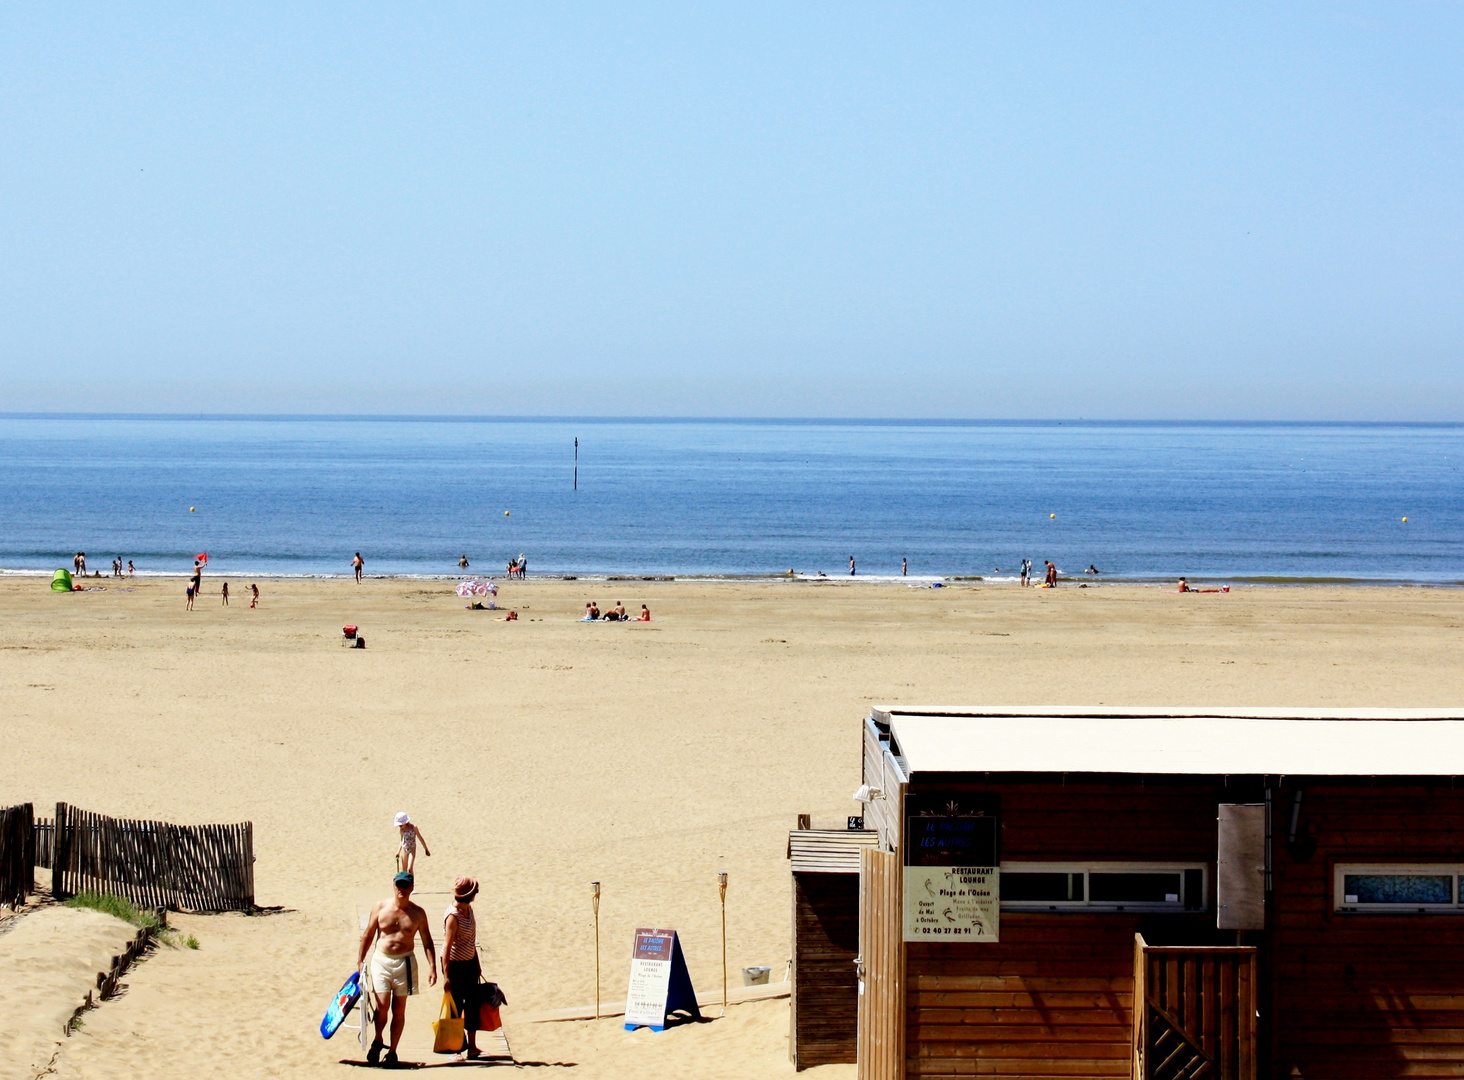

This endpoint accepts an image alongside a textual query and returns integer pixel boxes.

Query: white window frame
[999,861,1207,913]
[1333,863,1463,913]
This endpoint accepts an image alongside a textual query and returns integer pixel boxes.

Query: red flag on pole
[195,553,208,564]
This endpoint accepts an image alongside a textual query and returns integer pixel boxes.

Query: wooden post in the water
[719,871,728,1016]
[574,437,578,491]
[591,880,600,1018]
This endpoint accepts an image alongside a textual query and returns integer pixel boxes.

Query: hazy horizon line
[3,412,1462,429]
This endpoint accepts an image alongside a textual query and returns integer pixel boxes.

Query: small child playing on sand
[249,583,259,608]
[394,812,430,874]
[221,581,230,606]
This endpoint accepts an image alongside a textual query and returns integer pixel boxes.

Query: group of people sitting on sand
[582,601,650,622]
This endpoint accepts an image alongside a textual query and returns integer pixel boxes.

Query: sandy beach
[2,575,1462,1079]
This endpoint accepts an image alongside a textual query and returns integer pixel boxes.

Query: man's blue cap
[394,872,414,888]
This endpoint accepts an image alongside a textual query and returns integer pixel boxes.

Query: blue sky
[2,4,1461,419]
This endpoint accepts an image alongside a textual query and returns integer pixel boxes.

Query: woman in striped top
[442,876,482,1060]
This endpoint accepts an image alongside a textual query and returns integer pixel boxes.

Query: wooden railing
[52,802,254,912]
[1133,934,1258,1080]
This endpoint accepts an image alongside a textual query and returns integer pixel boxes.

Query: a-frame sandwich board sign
[624,927,701,1031]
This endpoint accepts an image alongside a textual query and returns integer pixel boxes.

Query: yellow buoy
[504,510,510,516]
[190,507,196,512]
[1402,516,1408,523]
[1049,513,1056,519]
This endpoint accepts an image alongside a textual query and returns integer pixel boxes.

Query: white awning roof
[880,707,1464,777]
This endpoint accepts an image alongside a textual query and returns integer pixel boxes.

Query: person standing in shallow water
[353,552,364,583]
[849,555,856,576]
[901,557,907,577]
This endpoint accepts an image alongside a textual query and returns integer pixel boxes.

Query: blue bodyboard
[320,971,362,1039]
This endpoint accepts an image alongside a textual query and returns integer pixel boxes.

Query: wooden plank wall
[1273,784,1464,1078]
[860,848,905,1080]
[792,871,861,1070]
[904,782,1224,1080]
[53,803,255,912]
[864,719,898,849]
[0,803,34,908]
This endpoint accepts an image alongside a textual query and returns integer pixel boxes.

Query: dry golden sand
[1,575,1462,1078]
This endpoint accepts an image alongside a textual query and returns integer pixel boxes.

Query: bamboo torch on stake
[718,871,728,1017]
[592,881,601,1019]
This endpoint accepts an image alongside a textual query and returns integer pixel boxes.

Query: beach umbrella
[456,580,499,598]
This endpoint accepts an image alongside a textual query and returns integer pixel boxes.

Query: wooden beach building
[788,707,1464,1079]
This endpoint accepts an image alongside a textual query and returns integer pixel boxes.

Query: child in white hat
[394,812,430,874]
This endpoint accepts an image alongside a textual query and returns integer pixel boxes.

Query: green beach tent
[51,569,73,592]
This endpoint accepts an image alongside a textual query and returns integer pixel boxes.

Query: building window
[1000,863,1206,912]
[1334,864,1464,913]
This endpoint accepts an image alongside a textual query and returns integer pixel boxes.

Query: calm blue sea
[0,417,1460,583]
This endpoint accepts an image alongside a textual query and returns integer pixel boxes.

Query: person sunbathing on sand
[504,610,518,621]
[1178,577,1190,592]
[583,602,599,621]
[638,604,651,621]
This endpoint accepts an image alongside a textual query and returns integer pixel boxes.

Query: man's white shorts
[368,950,418,997]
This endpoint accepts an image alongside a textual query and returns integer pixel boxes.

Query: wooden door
[858,847,903,1080]
[1134,936,1257,1080]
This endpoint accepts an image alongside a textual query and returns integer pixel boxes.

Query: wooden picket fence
[1,803,35,908]
[33,817,54,870]
[52,802,255,912]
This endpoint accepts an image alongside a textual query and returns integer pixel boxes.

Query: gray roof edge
[874,705,1464,721]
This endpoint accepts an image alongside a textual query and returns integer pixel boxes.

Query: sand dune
[1,576,1461,1077]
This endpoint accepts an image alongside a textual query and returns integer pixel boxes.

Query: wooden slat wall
[792,871,861,1070]
[903,782,1223,1080]
[52,803,254,911]
[1274,785,1464,1078]
[791,831,882,874]
[864,719,898,849]
[861,847,905,1080]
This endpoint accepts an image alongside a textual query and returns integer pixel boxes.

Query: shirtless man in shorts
[358,872,437,1067]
